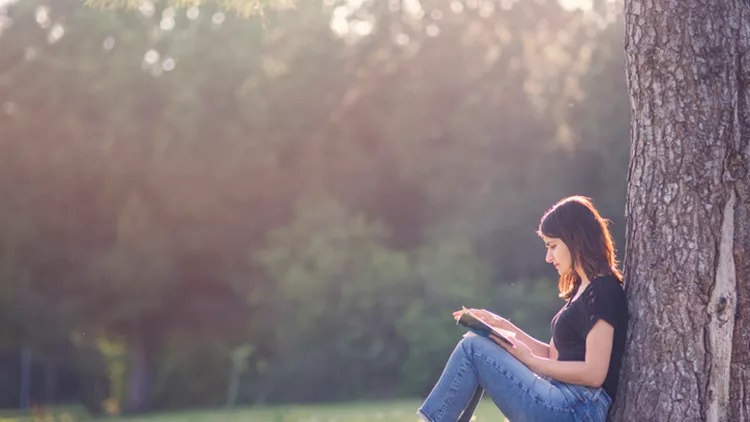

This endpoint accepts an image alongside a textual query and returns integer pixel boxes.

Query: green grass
[0,400,506,422]
[0,405,88,422]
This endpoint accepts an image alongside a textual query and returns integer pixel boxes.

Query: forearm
[526,357,601,387]
[507,323,550,358]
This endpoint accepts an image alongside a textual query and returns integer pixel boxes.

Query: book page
[457,308,515,346]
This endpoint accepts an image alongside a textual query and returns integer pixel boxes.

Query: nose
[545,248,553,263]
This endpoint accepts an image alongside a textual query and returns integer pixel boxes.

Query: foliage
[0,0,629,412]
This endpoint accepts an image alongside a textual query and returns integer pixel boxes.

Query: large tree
[612,0,750,421]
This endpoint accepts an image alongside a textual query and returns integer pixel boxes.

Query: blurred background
[0,0,629,419]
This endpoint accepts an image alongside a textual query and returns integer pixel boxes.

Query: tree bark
[613,0,750,421]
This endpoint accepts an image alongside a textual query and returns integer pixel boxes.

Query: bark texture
[612,0,750,421]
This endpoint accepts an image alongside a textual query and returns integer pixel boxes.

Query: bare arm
[458,309,553,358]
[522,320,614,387]
[549,338,559,361]
[455,308,554,359]
[505,322,551,359]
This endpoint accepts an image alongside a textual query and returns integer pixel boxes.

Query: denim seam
[417,408,437,422]
[434,359,471,420]
[471,350,575,414]
[569,384,608,406]
[567,385,613,422]
[596,392,612,420]
[565,384,586,403]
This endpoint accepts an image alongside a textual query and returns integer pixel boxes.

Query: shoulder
[591,274,624,292]
[584,275,626,303]
[580,275,628,328]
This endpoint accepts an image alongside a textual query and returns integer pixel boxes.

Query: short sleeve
[579,278,623,336]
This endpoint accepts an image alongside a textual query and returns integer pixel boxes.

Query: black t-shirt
[550,274,627,399]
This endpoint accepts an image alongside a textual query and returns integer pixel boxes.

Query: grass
[0,400,506,422]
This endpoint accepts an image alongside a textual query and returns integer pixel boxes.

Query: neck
[577,269,590,285]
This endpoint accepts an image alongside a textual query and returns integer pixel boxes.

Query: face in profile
[542,235,573,276]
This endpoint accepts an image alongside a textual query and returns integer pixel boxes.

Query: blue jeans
[418,336,612,422]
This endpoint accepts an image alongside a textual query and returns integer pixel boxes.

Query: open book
[456,307,516,347]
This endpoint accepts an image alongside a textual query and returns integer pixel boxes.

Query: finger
[490,334,514,349]
[490,335,510,350]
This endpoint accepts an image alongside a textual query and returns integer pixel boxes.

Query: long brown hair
[537,196,622,300]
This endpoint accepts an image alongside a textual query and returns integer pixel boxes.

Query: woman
[418,196,628,422]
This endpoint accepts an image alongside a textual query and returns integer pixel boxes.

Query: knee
[459,334,494,355]
[459,335,511,360]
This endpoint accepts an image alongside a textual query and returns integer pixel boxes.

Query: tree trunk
[19,345,31,412]
[125,324,154,414]
[44,360,57,405]
[613,1,750,421]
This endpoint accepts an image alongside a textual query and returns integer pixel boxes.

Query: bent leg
[457,385,483,422]
[419,336,578,422]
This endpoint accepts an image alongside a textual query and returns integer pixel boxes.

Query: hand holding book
[454,307,517,347]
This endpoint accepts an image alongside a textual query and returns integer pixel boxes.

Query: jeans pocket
[583,387,602,403]
[561,383,586,403]
[560,384,610,422]
[586,388,611,422]
[570,386,606,404]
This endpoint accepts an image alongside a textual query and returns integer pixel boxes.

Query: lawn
[0,400,506,422]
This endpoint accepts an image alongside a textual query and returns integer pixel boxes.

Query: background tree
[0,0,633,414]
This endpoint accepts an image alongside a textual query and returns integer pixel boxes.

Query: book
[456,307,516,347]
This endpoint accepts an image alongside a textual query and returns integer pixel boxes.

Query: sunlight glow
[330,0,375,40]
[36,6,51,28]
[425,24,440,37]
[162,57,176,72]
[139,1,154,17]
[330,6,349,36]
[186,6,200,20]
[0,6,13,35]
[353,20,373,36]
[144,49,160,65]
[47,23,65,44]
[403,0,425,19]
[479,1,495,17]
[212,12,226,25]
[558,0,593,11]
[160,17,175,31]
